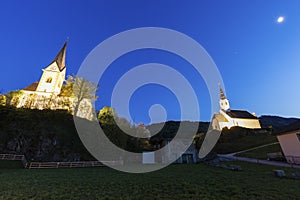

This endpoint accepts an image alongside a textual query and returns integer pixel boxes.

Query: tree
[59,81,74,97]
[5,90,23,106]
[136,123,151,138]
[98,106,117,125]
[63,75,98,117]
[98,107,128,149]
[193,132,205,150]
[0,91,6,106]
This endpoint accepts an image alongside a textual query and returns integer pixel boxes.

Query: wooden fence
[0,154,25,160]
[0,153,123,169]
[27,160,123,169]
[0,153,28,167]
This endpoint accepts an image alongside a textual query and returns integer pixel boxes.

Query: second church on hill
[212,87,261,130]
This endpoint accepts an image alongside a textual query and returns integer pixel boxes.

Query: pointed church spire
[53,40,67,71]
[218,82,226,100]
[220,88,226,100]
[218,82,230,111]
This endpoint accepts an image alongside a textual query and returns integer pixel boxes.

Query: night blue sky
[1,1,300,124]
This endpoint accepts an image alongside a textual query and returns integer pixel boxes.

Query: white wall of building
[277,130,300,164]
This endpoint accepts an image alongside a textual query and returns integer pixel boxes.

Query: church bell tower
[219,86,230,111]
[36,41,67,96]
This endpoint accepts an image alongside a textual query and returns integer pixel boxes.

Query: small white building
[277,120,300,164]
[212,87,261,130]
[161,139,198,164]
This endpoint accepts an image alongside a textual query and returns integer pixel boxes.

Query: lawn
[237,143,282,159]
[0,160,24,169]
[0,161,300,199]
[214,128,278,154]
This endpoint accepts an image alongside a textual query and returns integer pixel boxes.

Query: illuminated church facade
[21,42,67,98]
[212,87,261,130]
[11,42,94,120]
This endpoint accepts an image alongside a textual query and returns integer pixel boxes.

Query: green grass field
[214,128,278,154]
[1,161,300,199]
[237,143,282,159]
[0,160,24,169]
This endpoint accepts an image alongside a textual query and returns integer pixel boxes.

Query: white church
[10,41,94,120]
[21,42,67,98]
[211,87,261,130]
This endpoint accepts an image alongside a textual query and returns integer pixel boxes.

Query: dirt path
[218,142,300,169]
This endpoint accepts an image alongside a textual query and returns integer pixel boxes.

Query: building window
[297,134,300,142]
[46,77,52,83]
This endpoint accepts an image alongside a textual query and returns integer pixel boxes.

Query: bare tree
[64,75,98,117]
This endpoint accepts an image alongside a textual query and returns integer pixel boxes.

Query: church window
[46,77,52,83]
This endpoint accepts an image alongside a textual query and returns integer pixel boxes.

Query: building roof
[22,82,39,91]
[225,110,257,119]
[277,120,300,135]
[214,113,229,122]
[53,41,67,71]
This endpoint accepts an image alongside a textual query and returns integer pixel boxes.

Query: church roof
[23,82,39,91]
[225,110,257,119]
[214,113,229,122]
[53,41,67,71]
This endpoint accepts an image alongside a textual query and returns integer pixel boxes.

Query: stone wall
[11,93,95,120]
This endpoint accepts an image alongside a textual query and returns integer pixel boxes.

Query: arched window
[46,77,52,83]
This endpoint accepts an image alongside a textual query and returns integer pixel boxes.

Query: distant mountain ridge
[259,115,299,133]
[147,121,210,140]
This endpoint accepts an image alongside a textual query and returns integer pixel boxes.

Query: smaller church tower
[212,84,261,130]
[219,86,230,111]
[36,42,67,96]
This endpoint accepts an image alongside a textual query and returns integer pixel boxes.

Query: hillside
[147,121,210,139]
[259,115,299,132]
[0,106,94,161]
[213,127,277,154]
[0,105,298,162]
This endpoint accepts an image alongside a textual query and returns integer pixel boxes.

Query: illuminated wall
[277,130,300,164]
